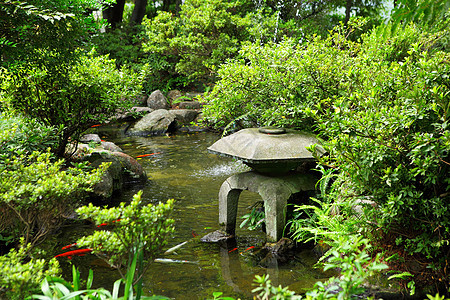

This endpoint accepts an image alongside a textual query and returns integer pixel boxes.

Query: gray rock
[90,158,124,199]
[178,101,202,109]
[200,230,234,243]
[171,109,199,124]
[80,134,101,143]
[101,141,123,152]
[127,109,178,136]
[147,90,169,110]
[114,107,154,121]
[88,151,147,182]
[134,94,148,106]
[167,90,183,104]
[185,92,203,99]
[65,143,90,160]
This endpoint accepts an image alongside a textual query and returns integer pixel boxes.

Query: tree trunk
[344,0,352,26]
[130,0,148,25]
[162,0,182,13]
[102,0,126,30]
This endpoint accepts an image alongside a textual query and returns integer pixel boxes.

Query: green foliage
[0,240,61,300]
[390,0,450,32]
[0,114,60,159]
[0,0,106,68]
[240,203,265,231]
[306,237,388,300]
[141,0,278,83]
[252,274,301,300]
[202,18,367,131]
[2,52,144,156]
[0,151,106,245]
[207,17,450,288]
[76,191,175,283]
[29,264,169,300]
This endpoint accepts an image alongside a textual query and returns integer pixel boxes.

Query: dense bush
[0,242,61,300]
[76,191,175,283]
[2,52,144,157]
[0,151,106,246]
[141,0,278,84]
[205,20,450,288]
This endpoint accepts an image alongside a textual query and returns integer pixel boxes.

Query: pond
[55,125,329,299]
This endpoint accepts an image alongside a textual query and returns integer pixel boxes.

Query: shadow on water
[55,127,329,299]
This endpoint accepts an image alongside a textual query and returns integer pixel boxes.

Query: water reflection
[57,130,327,299]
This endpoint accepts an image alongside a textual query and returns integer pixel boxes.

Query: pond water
[55,125,329,299]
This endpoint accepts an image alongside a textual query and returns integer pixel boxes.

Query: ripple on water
[192,161,251,177]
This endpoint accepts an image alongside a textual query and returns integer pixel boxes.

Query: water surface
[57,128,327,299]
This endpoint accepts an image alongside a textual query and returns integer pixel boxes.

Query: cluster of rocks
[67,133,147,200]
[116,89,207,136]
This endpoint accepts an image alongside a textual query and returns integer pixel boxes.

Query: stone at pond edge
[113,106,154,121]
[167,89,182,103]
[147,90,170,110]
[80,133,101,143]
[200,230,234,243]
[85,150,147,200]
[171,109,199,124]
[101,141,123,152]
[127,109,179,136]
[178,101,202,109]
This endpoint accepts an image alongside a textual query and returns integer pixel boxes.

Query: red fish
[90,124,102,128]
[136,152,161,158]
[191,230,198,237]
[54,248,92,259]
[228,248,238,253]
[97,219,121,227]
[61,243,77,250]
[244,246,255,252]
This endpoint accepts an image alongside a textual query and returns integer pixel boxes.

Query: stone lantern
[207,127,324,242]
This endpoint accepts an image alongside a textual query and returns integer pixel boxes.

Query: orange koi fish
[61,243,77,250]
[90,124,102,128]
[135,152,161,158]
[228,248,238,253]
[97,219,121,227]
[244,246,255,252]
[54,248,92,259]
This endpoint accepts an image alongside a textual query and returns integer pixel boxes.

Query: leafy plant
[29,264,169,300]
[0,151,106,245]
[0,240,61,300]
[3,51,144,157]
[76,191,175,284]
[240,202,265,231]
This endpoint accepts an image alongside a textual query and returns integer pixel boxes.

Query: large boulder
[147,90,170,110]
[178,101,202,109]
[88,150,147,199]
[80,133,101,143]
[127,109,178,136]
[171,109,199,125]
[114,107,154,121]
[167,89,183,104]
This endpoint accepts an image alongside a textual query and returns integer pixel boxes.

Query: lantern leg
[218,178,242,236]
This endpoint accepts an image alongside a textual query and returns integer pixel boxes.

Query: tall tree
[130,0,148,25]
[103,0,126,29]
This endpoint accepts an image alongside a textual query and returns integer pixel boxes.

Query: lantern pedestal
[218,171,318,242]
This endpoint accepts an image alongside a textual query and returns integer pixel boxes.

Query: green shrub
[0,241,61,300]
[2,51,144,157]
[142,0,278,83]
[0,114,60,159]
[76,191,175,283]
[0,151,106,245]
